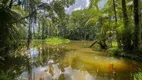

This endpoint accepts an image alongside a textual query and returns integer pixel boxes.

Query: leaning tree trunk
[133,0,140,50]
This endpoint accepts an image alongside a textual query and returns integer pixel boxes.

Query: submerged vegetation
[46,37,70,45]
[0,0,142,80]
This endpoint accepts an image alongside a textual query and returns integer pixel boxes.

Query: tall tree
[121,0,132,51]
[133,0,140,50]
[122,0,129,28]
[113,0,117,23]
[112,0,120,48]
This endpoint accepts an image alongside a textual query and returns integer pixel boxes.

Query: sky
[65,0,107,14]
[65,0,90,14]
[41,0,107,14]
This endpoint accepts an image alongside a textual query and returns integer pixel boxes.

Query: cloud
[41,0,47,3]
[65,0,91,14]
[41,0,53,3]
[86,0,90,7]
[73,6,82,11]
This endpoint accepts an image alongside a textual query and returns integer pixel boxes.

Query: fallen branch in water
[89,40,107,49]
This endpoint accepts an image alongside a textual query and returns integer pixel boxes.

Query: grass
[46,37,70,45]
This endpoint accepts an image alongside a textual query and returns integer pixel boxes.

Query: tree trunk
[89,41,97,48]
[42,18,45,39]
[27,17,32,48]
[122,0,129,26]
[112,0,118,47]
[112,0,117,23]
[38,22,41,39]
[140,5,142,49]
[121,0,132,51]
[27,1,33,79]
[133,0,140,50]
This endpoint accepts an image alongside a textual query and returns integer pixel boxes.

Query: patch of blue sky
[41,0,107,14]
[65,0,107,14]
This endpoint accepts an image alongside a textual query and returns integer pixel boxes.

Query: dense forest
[0,0,142,80]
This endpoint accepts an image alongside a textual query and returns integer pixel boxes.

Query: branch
[89,41,97,48]
[12,3,49,24]
[19,10,37,21]
[9,0,13,9]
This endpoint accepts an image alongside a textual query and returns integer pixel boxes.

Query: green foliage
[0,71,12,80]
[112,42,118,47]
[116,20,134,51]
[89,0,100,10]
[64,8,100,40]
[53,1,65,19]
[108,47,122,55]
[134,71,142,80]
[0,3,27,61]
[46,37,70,45]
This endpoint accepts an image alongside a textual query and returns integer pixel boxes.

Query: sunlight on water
[18,41,142,80]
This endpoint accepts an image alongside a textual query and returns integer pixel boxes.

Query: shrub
[134,71,142,80]
[0,71,12,80]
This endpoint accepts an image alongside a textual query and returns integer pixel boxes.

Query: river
[2,41,142,80]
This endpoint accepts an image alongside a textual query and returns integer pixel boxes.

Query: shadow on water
[1,41,142,80]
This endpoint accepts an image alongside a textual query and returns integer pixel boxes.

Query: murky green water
[2,41,142,80]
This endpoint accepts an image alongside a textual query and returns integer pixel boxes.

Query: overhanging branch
[12,3,50,24]
[19,10,37,21]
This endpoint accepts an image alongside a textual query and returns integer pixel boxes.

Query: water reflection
[16,41,142,80]
[19,63,95,80]
[29,48,39,58]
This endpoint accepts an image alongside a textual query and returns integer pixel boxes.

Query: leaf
[85,17,98,26]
